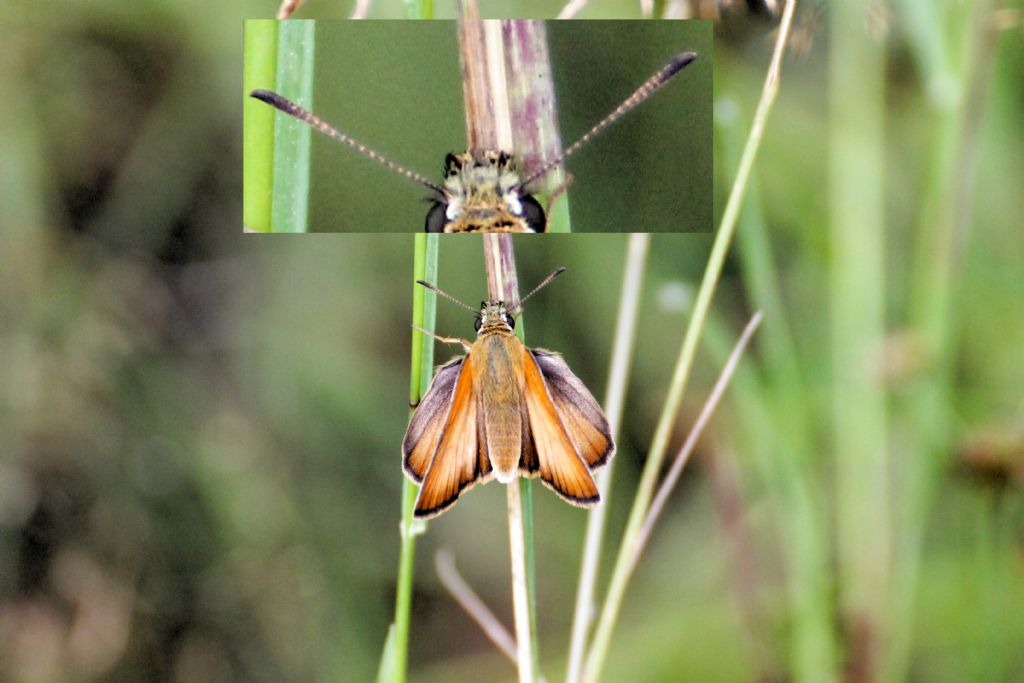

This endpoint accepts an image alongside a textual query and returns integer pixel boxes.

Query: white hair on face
[445,197,462,220]
[504,193,523,216]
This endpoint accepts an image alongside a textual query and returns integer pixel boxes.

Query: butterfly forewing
[520,346,601,506]
[414,354,491,518]
[530,349,614,469]
[402,358,464,483]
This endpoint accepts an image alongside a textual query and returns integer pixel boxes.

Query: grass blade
[270,20,316,233]
[630,311,763,574]
[243,20,278,233]
[380,233,439,683]
[583,3,799,680]
[829,3,889,676]
[566,233,649,683]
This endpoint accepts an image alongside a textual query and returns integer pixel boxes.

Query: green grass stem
[829,3,890,676]
[379,233,439,683]
[242,20,278,232]
[269,20,316,233]
[884,1,997,680]
[583,3,799,681]
[566,233,649,683]
[404,0,433,19]
[717,93,838,682]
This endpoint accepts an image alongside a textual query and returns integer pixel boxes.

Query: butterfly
[249,51,696,232]
[403,269,614,518]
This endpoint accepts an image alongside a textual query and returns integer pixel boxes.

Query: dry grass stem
[481,233,532,683]
[505,477,534,683]
[435,551,517,663]
[275,0,302,19]
[557,0,589,19]
[566,233,650,683]
[458,19,558,677]
[582,4,796,680]
[350,0,372,20]
[630,311,763,576]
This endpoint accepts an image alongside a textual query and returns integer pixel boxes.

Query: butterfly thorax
[438,151,544,233]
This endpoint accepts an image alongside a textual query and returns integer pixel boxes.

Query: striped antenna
[251,89,445,194]
[517,51,698,190]
[511,266,566,315]
[415,280,478,314]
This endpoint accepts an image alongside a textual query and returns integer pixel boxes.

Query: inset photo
[243,20,712,233]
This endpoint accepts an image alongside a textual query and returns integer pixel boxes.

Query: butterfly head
[474,301,516,335]
[426,151,545,233]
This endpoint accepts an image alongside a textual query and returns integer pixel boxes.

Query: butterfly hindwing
[530,349,614,470]
[520,346,600,506]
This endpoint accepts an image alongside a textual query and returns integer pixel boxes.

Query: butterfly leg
[411,325,473,352]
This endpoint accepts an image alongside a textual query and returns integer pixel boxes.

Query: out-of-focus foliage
[0,2,1022,682]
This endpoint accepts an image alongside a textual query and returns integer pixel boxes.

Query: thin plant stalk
[885,1,997,679]
[457,17,561,680]
[583,3,797,681]
[829,2,889,677]
[629,311,763,576]
[556,0,589,20]
[482,234,536,683]
[404,0,433,19]
[379,233,439,683]
[717,91,833,681]
[457,15,569,231]
[276,0,302,19]
[507,474,534,683]
[350,0,372,19]
[435,550,517,663]
[690,307,787,680]
[565,233,649,683]
[270,20,315,233]
[242,20,278,233]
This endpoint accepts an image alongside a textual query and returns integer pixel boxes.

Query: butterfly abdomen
[473,332,524,482]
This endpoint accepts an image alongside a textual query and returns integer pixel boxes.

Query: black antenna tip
[666,52,698,78]
[250,89,286,109]
[415,279,431,288]
[554,266,567,277]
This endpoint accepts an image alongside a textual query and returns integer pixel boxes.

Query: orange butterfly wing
[530,349,614,470]
[520,346,600,506]
[413,353,491,518]
[403,358,464,483]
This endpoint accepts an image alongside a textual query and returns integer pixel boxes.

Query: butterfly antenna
[416,280,478,314]
[512,267,566,315]
[251,89,445,194]
[516,51,698,190]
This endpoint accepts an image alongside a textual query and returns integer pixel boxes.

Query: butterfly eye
[474,316,483,332]
[504,314,516,330]
[425,201,447,232]
[444,153,461,177]
[520,195,546,233]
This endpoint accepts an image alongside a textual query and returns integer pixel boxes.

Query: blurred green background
[2,1,1023,682]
